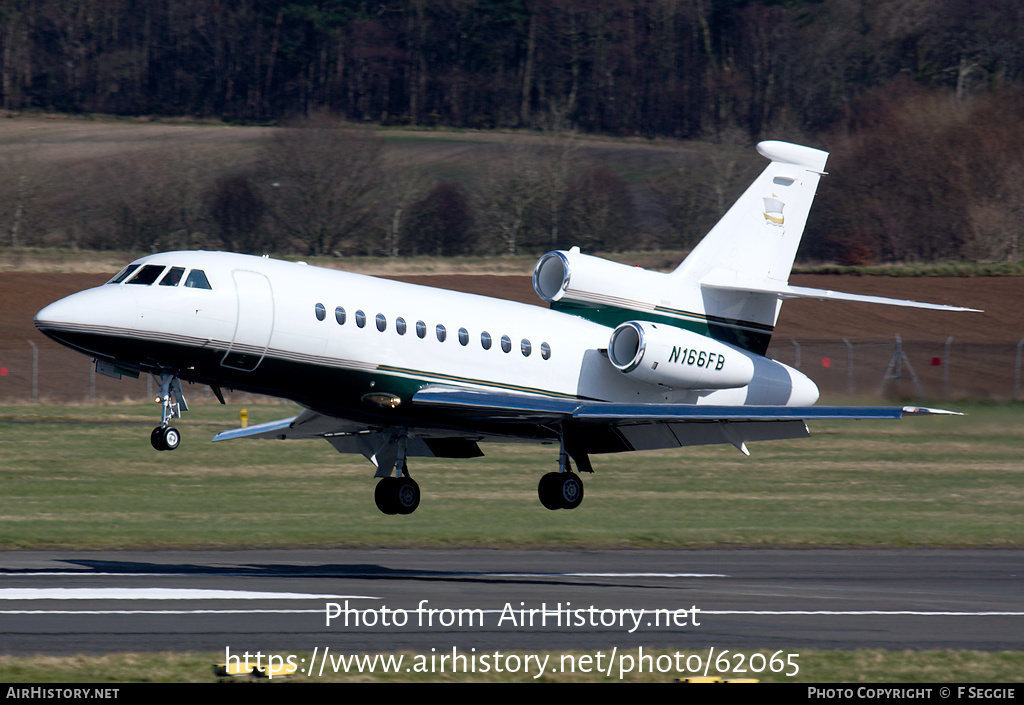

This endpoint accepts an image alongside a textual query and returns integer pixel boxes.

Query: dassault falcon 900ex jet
[35,141,976,515]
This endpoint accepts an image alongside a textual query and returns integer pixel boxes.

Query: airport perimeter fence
[1,336,1023,404]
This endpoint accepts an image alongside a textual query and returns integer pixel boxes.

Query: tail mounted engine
[608,321,754,390]
[533,247,673,310]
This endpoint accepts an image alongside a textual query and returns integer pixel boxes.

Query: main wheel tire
[394,477,420,515]
[558,473,584,510]
[375,477,399,515]
[538,472,563,510]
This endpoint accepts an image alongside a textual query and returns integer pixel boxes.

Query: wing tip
[901,406,963,416]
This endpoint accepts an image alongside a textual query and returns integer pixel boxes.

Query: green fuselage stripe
[377,365,577,399]
[550,300,773,355]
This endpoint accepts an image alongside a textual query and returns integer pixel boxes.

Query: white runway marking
[0,588,377,601]
[1,570,727,578]
[491,573,727,578]
[2,589,1020,620]
[704,610,1024,616]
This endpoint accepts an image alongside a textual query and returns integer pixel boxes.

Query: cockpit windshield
[184,269,212,289]
[106,264,212,289]
[126,264,167,285]
[107,264,139,284]
[159,267,186,287]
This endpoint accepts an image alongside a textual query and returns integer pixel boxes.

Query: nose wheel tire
[150,426,180,451]
[375,476,420,515]
[538,472,584,510]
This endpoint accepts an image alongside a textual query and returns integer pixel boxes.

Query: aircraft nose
[35,295,79,330]
[35,287,136,335]
[35,292,93,331]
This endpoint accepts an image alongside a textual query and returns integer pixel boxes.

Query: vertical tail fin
[672,141,828,286]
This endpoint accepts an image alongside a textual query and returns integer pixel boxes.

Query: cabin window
[184,269,212,289]
[108,264,139,284]
[127,264,166,285]
[501,335,512,353]
[458,328,469,346]
[521,339,532,357]
[416,321,426,338]
[436,324,447,342]
[376,313,387,332]
[396,317,407,335]
[355,310,366,328]
[481,331,492,350]
[314,303,326,321]
[335,307,346,325]
[541,342,551,360]
[159,266,185,287]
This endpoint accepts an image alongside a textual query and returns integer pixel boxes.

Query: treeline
[1,0,1023,264]
[2,88,1023,263]
[2,0,1023,138]
[807,85,1024,264]
[0,114,759,257]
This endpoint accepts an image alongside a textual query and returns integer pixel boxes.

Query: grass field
[1,648,1022,683]
[0,401,1021,549]
[1,401,1021,683]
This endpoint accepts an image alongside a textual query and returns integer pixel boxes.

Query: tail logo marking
[762,195,785,226]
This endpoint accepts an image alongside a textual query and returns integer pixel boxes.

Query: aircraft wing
[211,388,957,459]
[211,406,484,471]
[411,387,958,454]
[212,408,365,442]
[410,386,955,420]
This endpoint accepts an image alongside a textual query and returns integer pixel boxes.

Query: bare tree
[207,173,267,253]
[259,116,383,256]
[475,144,545,255]
[378,165,431,257]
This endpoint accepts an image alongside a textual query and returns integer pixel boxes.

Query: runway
[1,549,1022,658]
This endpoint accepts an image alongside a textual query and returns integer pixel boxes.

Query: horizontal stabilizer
[700,279,981,312]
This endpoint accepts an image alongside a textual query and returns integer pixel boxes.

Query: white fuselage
[34,251,819,427]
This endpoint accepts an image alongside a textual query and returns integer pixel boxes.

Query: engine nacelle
[608,321,755,390]
[533,248,672,307]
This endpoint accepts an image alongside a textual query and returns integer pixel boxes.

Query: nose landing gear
[150,374,187,451]
[151,425,181,451]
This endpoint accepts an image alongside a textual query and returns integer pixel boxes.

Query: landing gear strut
[373,429,420,515]
[150,373,187,451]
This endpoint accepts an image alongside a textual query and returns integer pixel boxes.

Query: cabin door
[221,269,274,371]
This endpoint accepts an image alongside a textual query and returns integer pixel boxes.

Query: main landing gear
[538,471,583,510]
[366,426,592,515]
[375,475,420,515]
[537,431,592,510]
[373,428,420,515]
[150,374,187,451]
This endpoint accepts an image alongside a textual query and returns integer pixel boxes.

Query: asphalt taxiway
[1,548,1021,655]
